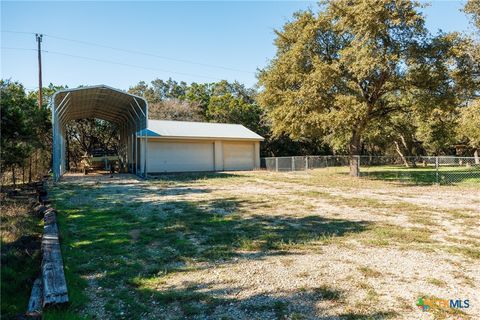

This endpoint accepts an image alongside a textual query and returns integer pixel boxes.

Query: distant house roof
[139,119,264,141]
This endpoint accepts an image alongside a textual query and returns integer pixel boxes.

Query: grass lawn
[46,169,479,319]
[360,165,480,185]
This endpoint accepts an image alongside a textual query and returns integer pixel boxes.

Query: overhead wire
[43,33,255,74]
[1,46,224,80]
[1,30,255,75]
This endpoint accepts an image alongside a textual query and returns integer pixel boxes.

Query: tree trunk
[29,156,32,183]
[12,166,16,187]
[399,134,417,168]
[34,149,38,181]
[349,132,361,177]
[349,156,360,177]
[394,141,409,167]
[475,149,480,165]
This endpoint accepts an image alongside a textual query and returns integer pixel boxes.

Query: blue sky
[0,1,474,91]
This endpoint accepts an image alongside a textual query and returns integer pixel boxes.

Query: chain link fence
[261,155,480,185]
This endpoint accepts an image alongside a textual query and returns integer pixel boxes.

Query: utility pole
[33,34,43,182]
[36,33,43,108]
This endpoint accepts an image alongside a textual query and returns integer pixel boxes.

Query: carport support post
[130,101,143,177]
[131,133,134,173]
[144,116,147,179]
[52,104,57,180]
[135,120,139,176]
[144,134,147,179]
[132,98,147,179]
[144,101,148,179]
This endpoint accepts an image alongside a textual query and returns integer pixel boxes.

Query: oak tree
[258,0,432,176]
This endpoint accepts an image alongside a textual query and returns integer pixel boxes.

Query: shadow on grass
[360,167,480,185]
[133,283,397,319]
[46,182,373,319]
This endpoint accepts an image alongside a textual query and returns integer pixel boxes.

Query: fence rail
[261,155,480,185]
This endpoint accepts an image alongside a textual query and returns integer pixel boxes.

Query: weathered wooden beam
[42,244,68,305]
[38,192,49,204]
[41,209,68,306]
[43,223,59,238]
[33,205,48,216]
[43,209,57,225]
[26,278,42,318]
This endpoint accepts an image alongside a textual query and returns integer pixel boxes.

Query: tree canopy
[258,0,477,175]
[1,80,51,184]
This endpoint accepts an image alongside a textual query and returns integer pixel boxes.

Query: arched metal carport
[51,85,148,181]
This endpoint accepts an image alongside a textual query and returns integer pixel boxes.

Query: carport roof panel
[142,120,264,141]
[52,85,147,126]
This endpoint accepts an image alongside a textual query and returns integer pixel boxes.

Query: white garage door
[147,140,214,173]
[223,142,254,171]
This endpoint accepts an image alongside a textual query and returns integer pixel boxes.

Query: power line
[44,49,224,80]
[44,33,255,74]
[1,30,255,74]
[1,46,35,51]
[1,30,34,35]
[1,47,224,80]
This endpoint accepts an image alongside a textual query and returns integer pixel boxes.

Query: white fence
[261,155,480,185]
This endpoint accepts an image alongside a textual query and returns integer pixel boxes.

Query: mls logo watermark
[417,297,470,312]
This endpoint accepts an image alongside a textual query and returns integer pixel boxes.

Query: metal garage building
[51,85,263,181]
[139,120,263,174]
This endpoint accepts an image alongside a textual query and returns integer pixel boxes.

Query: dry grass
[1,200,32,242]
[1,187,42,318]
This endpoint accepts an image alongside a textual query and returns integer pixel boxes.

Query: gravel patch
[59,171,479,319]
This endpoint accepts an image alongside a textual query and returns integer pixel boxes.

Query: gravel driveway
[50,170,479,319]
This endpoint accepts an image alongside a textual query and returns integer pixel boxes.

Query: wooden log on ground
[42,242,68,305]
[34,182,45,193]
[26,277,42,318]
[43,223,59,239]
[43,209,56,225]
[38,192,48,204]
[41,210,68,306]
[33,204,48,215]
